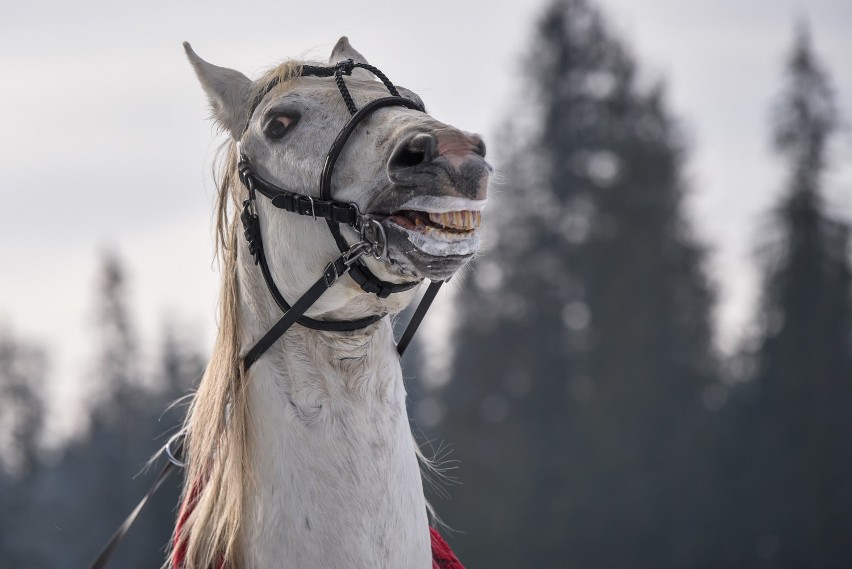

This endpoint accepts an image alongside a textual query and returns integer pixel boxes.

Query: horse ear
[329,37,375,81]
[184,42,253,139]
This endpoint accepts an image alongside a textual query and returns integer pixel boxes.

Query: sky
[1,0,850,440]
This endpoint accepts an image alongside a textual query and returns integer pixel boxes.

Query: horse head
[185,37,491,323]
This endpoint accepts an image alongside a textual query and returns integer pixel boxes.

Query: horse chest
[243,366,431,569]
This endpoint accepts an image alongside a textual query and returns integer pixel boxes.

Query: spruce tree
[0,325,48,567]
[0,260,204,567]
[742,24,852,567]
[46,253,174,567]
[426,1,718,567]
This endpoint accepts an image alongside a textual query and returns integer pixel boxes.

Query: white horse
[174,38,490,569]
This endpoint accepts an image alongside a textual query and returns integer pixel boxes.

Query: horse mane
[171,60,305,569]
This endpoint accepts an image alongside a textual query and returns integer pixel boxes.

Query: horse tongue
[388,213,417,230]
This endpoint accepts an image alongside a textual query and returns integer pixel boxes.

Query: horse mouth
[386,210,481,235]
[368,195,485,280]
[384,209,481,258]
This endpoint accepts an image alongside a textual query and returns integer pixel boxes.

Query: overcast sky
[1,0,850,439]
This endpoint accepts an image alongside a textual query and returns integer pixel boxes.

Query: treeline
[0,253,204,568]
[1,0,850,567]
[416,1,852,568]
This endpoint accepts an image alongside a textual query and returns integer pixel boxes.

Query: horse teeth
[426,211,481,230]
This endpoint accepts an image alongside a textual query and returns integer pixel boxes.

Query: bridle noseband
[237,58,443,369]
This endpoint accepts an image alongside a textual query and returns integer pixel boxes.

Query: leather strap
[86,445,182,569]
[243,254,355,369]
[242,254,442,367]
[238,155,424,300]
[319,97,424,203]
[396,280,443,356]
[248,171,359,225]
[319,97,424,263]
[348,264,421,298]
[241,201,384,332]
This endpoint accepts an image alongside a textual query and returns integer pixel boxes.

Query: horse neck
[235,253,432,569]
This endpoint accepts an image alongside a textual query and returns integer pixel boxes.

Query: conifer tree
[741,24,852,567]
[427,1,718,566]
[93,252,142,416]
[0,325,48,567]
[46,253,175,567]
[0,260,204,568]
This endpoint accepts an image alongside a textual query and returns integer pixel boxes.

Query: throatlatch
[87,58,446,569]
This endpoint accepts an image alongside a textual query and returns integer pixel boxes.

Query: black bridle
[88,58,445,569]
[237,57,445,369]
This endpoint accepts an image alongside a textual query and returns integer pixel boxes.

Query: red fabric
[430,527,465,569]
[173,491,464,568]
[171,484,200,569]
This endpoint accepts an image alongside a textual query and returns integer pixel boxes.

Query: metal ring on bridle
[164,432,186,468]
[359,217,387,260]
[343,241,372,266]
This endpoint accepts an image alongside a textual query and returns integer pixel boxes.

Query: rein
[87,58,445,569]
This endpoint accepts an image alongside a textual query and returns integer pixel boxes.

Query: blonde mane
[172,60,306,569]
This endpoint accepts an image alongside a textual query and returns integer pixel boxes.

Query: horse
[175,37,490,569]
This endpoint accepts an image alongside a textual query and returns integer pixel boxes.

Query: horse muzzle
[387,129,491,201]
[373,128,491,280]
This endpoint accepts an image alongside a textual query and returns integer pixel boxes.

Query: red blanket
[173,495,464,568]
[429,527,465,569]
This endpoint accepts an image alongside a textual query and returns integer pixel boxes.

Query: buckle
[324,242,369,288]
[343,241,371,267]
[324,260,341,288]
[308,196,316,220]
[335,58,355,75]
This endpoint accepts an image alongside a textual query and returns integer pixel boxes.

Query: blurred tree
[139,321,204,557]
[0,325,49,568]
[68,252,153,565]
[41,253,201,568]
[423,0,719,567]
[0,325,46,478]
[735,23,852,567]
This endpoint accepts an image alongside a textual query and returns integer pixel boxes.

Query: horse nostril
[389,133,437,173]
[395,147,426,168]
[475,137,487,158]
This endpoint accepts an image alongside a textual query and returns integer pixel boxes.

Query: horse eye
[264,114,297,140]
